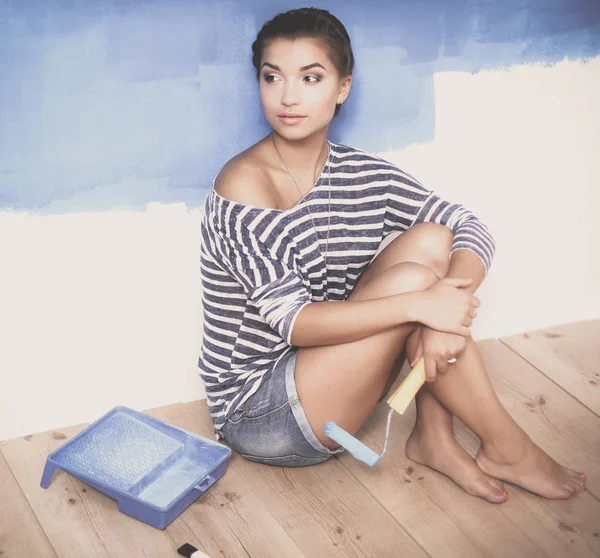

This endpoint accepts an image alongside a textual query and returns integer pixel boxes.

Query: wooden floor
[2,320,599,558]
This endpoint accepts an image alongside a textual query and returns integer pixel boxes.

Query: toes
[566,475,586,493]
[486,489,509,504]
[555,487,573,499]
[562,468,586,494]
[564,481,577,494]
[488,478,505,492]
[570,483,583,495]
[480,479,509,503]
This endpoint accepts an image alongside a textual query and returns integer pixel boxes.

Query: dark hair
[252,8,354,117]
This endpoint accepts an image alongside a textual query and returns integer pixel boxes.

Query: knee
[408,223,453,278]
[352,262,438,301]
[385,262,439,295]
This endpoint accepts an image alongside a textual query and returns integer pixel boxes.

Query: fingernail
[580,472,587,478]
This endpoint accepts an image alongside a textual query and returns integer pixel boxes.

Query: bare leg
[405,387,508,501]
[401,328,508,503]
[363,225,586,499]
[297,223,586,500]
[365,226,508,502]
[295,261,429,443]
[424,336,587,499]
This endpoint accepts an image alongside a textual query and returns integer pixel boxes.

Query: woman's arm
[291,277,478,347]
[410,249,487,382]
[290,293,419,347]
[383,167,496,277]
[445,249,486,293]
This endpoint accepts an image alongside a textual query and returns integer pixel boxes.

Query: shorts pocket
[227,401,290,425]
[227,407,246,424]
[240,453,330,467]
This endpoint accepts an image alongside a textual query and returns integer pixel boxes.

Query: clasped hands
[406,326,466,383]
[408,276,480,383]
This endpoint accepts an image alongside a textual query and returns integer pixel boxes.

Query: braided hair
[252,8,354,117]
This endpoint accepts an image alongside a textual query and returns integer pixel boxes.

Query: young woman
[198,8,586,503]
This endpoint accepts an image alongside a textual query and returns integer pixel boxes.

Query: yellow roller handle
[386,357,426,414]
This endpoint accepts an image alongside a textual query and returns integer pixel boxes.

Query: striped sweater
[199,140,496,433]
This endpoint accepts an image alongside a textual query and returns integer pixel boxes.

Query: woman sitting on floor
[198,7,587,502]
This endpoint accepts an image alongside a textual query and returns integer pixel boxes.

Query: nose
[281,80,300,107]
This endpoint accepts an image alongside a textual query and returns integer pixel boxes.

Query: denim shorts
[220,349,345,467]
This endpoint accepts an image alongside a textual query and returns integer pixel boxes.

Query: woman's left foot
[406,425,508,504]
[476,437,586,499]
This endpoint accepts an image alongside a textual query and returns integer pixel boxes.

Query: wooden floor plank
[461,340,600,556]
[1,420,180,557]
[145,403,306,558]
[501,320,600,417]
[336,403,550,558]
[336,338,600,557]
[181,400,428,558]
[3,322,599,558]
[0,448,58,558]
[454,406,600,558]
[475,339,600,498]
[494,483,600,557]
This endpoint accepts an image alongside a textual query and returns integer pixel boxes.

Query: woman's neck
[270,130,330,183]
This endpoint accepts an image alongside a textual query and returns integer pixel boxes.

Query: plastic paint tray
[40,406,232,529]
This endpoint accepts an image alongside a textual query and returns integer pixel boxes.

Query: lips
[278,114,306,125]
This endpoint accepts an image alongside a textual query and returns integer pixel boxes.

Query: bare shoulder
[213,148,276,208]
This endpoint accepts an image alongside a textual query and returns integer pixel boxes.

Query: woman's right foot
[476,438,587,499]
[406,425,509,504]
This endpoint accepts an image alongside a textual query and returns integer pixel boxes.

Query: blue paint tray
[40,405,232,529]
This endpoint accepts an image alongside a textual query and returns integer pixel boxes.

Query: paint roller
[323,356,426,467]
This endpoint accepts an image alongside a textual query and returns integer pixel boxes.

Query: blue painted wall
[1,0,599,212]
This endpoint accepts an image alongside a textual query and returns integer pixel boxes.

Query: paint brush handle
[386,357,426,414]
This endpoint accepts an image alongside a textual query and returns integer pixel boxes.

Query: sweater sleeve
[207,219,311,345]
[384,168,496,274]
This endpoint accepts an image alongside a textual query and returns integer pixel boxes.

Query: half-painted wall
[1,1,599,439]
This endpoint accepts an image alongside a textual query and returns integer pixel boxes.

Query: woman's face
[259,37,352,140]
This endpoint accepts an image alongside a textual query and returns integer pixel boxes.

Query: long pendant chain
[272,134,331,302]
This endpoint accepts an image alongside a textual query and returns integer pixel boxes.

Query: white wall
[0,204,207,440]
[1,56,599,441]
[383,57,600,340]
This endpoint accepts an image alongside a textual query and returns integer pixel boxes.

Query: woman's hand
[413,277,480,336]
[407,326,468,382]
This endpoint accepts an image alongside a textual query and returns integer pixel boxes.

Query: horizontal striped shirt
[198,140,496,433]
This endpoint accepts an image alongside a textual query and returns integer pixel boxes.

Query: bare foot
[406,426,508,504]
[476,438,587,499]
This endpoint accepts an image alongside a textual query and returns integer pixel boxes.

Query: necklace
[272,133,331,302]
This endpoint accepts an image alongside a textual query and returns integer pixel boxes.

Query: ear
[337,74,353,104]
